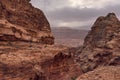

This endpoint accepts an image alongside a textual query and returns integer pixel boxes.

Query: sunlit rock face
[76,13,120,72]
[0,0,54,44]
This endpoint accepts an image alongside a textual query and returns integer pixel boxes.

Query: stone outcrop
[77,66,120,80]
[83,13,120,49]
[0,0,54,44]
[77,13,120,72]
[41,52,82,80]
[0,0,82,80]
[0,42,82,80]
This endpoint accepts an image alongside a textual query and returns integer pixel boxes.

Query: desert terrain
[0,0,120,80]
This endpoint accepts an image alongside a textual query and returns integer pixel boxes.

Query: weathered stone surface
[41,52,82,80]
[77,66,120,80]
[76,13,120,72]
[0,0,83,80]
[0,42,82,80]
[0,0,54,44]
[83,13,120,49]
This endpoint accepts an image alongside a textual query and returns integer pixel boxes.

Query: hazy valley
[52,27,88,47]
[0,0,120,80]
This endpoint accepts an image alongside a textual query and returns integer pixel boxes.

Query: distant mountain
[51,27,89,47]
[72,26,91,30]
[52,27,88,39]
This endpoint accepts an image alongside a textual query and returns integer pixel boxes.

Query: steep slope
[77,13,120,72]
[0,0,54,44]
[77,66,120,80]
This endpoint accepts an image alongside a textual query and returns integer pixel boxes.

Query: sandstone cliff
[0,0,82,80]
[0,42,82,80]
[77,66,120,80]
[0,0,54,44]
[77,13,120,72]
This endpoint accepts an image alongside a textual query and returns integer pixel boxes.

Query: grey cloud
[47,8,102,22]
[30,0,71,11]
[46,4,120,27]
[31,0,120,28]
[47,5,120,22]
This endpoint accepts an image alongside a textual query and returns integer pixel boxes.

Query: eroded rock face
[77,13,120,72]
[0,0,54,44]
[41,52,82,80]
[77,66,120,80]
[0,42,82,80]
[84,13,120,49]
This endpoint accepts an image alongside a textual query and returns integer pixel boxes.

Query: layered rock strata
[77,13,120,72]
[0,0,54,44]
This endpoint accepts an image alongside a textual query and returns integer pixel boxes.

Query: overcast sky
[30,0,120,29]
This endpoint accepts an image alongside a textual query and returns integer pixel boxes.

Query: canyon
[0,0,81,80]
[0,0,120,80]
